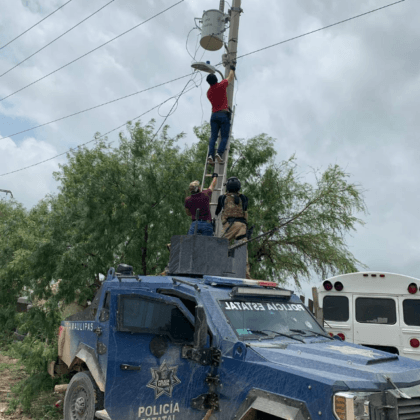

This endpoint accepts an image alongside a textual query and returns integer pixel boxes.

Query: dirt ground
[0,352,32,420]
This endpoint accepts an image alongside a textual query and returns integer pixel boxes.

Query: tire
[64,371,104,420]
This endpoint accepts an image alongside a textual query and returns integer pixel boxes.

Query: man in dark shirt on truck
[185,174,218,236]
[206,65,236,165]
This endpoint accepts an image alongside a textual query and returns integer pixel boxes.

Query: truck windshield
[219,299,324,340]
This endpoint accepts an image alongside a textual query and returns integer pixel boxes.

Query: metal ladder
[201,106,235,237]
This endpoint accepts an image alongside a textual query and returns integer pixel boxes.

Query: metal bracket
[182,347,221,367]
[191,393,219,411]
[97,342,107,355]
[99,308,109,322]
[205,374,221,387]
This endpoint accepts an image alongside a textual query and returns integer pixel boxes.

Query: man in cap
[206,65,236,165]
[185,174,218,236]
[215,176,251,278]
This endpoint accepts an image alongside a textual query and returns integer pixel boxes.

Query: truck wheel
[64,371,104,420]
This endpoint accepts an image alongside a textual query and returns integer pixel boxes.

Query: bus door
[353,295,401,353]
[398,296,420,360]
[322,294,353,343]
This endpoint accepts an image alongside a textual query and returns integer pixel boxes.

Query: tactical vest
[221,192,246,224]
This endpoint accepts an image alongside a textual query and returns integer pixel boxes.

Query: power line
[0,0,115,78]
[158,71,202,117]
[0,73,192,141]
[153,71,200,138]
[0,0,406,176]
[0,82,199,177]
[0,0,73,51]
[0,0,185,103]
[235,0,406,61]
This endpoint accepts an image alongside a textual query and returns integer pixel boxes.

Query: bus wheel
[64,372,104,420]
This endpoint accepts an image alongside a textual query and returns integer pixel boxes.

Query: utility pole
[213,0,242,237]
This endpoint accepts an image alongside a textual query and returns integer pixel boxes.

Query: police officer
[185,174,218,236]
[215,177,251,278]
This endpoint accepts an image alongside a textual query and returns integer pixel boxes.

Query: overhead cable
[0,0,185,103]
[235,0,406,61]
[0,82,198,177]
[0,0,116,78]
[153,71,201,139]
[0,73,192,141]
[0,0,73,51]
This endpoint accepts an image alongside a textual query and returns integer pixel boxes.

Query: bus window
[355,298,396,325]
[323,296,349,322]
[403,299,420,326]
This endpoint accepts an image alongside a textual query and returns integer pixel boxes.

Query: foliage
[6,336,61,413]
[243,158,366,286]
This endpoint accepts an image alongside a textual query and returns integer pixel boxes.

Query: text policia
[138,402,180,420]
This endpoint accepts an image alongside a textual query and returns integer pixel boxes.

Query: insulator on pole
[219,0,225,12]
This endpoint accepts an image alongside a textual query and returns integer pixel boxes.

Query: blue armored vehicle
[56,236,420,420]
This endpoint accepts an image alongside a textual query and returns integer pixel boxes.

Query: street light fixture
[191,61,224,80]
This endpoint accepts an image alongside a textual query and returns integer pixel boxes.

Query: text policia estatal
[138,402,180,419]
[224,301,305,311]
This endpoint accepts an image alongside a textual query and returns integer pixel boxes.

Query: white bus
[314,271,420,360]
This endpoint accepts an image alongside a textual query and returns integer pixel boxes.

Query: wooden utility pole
[213,0,243,237]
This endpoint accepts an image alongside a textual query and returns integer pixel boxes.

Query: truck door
[353,295,401,353]
[105,291,213,420]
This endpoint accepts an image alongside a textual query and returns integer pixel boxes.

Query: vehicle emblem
[146,361,181,399]
[327,345,377,358]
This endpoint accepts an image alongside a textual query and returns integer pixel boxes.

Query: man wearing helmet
[215,177,251,278]
[206,65,236,165]
[185,174,218,236]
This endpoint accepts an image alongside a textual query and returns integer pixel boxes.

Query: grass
[0,332,65,420]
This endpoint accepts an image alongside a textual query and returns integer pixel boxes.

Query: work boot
[215,153,224,164]
[207,155,215,165]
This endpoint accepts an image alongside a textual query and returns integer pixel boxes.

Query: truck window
[403,299,420,326]
[355,298,396,325]
[117,296,194,343]
[219,299,324,339]
[323,296,349,322]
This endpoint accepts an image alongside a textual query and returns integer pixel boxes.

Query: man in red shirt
[185,174,218,236]
[206,65,236,165]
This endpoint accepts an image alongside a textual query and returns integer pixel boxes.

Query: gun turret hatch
[168,235,246,278]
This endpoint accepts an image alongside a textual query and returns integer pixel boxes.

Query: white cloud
[0,0,419,285]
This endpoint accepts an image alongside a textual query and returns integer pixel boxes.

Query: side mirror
[193,305,208,349]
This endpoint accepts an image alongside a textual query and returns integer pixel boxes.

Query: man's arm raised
[209,174,218,192]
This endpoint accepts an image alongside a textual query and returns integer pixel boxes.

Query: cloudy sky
[0,0,417,295]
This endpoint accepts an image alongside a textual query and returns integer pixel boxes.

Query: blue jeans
[187,221,214,236]
[209,112,230,158]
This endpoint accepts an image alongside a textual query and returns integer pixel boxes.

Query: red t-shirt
[185,189,212,221]
[207,79,229,113]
